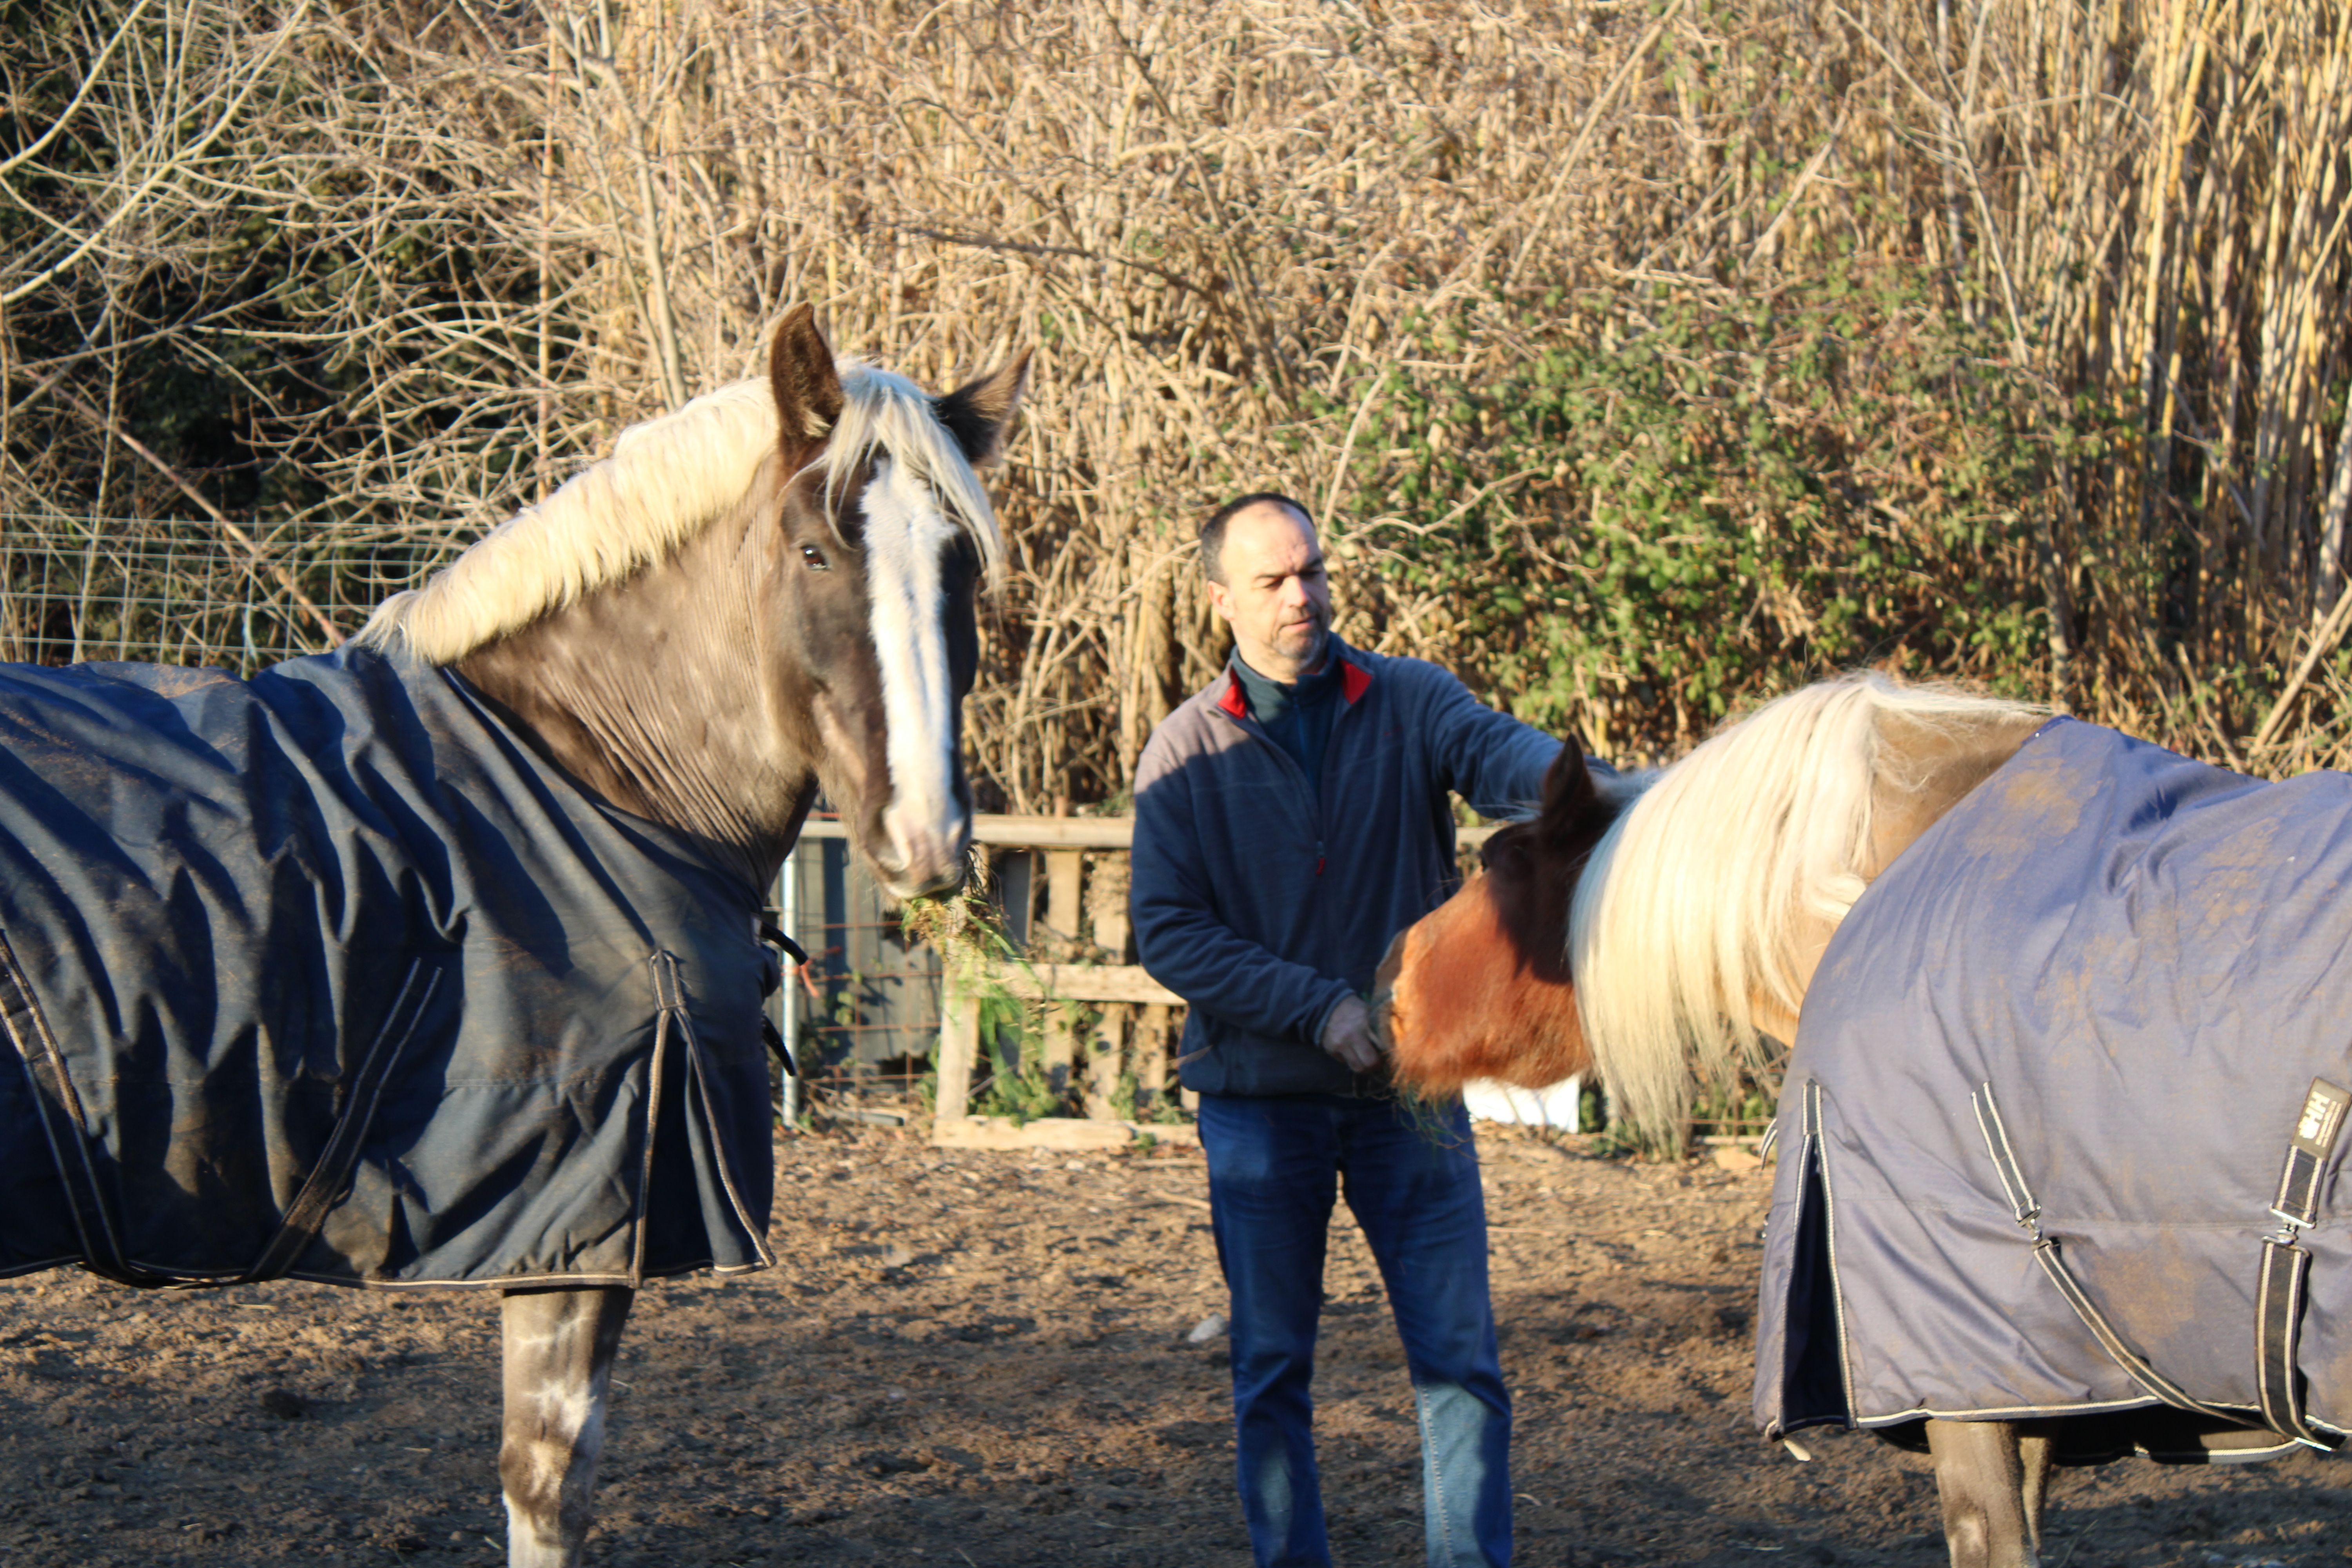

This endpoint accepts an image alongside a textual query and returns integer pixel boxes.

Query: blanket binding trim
[679,1002,777,1273]
[642,950,775,1278]
[1802,1082,1860,1423]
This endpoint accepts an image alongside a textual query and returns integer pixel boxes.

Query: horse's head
[1372,739,1624,1098]
[761,307,1027,900]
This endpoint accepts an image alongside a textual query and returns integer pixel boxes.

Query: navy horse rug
[1757,717,2352,1458]
[0,644,773,1290]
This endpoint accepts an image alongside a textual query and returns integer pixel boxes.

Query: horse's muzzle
[872,810,973,900]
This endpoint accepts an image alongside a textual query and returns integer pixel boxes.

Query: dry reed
[3,0,2350,798]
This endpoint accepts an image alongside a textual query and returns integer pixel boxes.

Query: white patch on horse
[858,455,964,880]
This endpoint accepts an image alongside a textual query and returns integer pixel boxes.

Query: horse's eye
[800,544,829,572]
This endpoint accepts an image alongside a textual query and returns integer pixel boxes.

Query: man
[1130,492,1563,1568]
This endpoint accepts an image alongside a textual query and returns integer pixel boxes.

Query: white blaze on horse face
[858,455,968,893]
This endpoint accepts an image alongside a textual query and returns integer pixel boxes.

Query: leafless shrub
[4,0,2350,797]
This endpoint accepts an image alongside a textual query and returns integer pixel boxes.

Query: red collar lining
[1219,658,1373,717]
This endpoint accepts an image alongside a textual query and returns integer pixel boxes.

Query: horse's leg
[501,1285,634,1568]
[2015,1423,2057,1558]
[1925,1418,2036,1568]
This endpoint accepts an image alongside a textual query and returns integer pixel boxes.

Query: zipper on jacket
[1221,662,1365,866]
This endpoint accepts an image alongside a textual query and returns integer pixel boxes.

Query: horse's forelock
[809,364,1006,590]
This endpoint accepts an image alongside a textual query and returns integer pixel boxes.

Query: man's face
[1209,501,1331,676]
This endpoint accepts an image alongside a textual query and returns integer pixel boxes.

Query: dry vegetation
[4,0,2352,794]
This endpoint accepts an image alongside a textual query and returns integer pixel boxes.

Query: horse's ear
[933,350,1031,468]
[769,305,843,441]
[1539,737,1595,826]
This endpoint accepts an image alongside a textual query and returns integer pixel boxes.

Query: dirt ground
[2,1123,2348,1567]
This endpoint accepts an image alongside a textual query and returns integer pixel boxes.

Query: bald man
[1131,492,1565,1568]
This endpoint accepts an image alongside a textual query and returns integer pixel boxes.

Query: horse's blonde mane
[1568,673,2045,1138]
[358,363,1006,665]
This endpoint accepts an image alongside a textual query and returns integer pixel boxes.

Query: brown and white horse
[1372,676,2129,1568]
[57,307,1018,1567]
[369,307,1024,1565]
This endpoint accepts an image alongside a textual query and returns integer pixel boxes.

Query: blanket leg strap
[2254,1079,2349,1450]
[1973,1084,2245,1428]
[0,930,443,1290]
[0,929,176,1288]
[239,958,445,1284]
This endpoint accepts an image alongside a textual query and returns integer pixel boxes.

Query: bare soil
[1,1124,2346,1566]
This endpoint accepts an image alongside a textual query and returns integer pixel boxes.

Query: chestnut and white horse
[1376,675,2349,1568]
[0,307,1025,1566]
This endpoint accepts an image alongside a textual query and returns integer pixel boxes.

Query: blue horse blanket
[1757,717,2352,1453]
[0,644,773,1289]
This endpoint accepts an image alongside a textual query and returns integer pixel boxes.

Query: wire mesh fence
[779,833,945,1119]
[0,513,462,671]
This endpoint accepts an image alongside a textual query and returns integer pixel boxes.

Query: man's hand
[1319,994,1381,1073]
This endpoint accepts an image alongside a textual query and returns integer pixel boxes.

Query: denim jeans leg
[1199,1094,1341,1568]
[1341,1102,1512,1568]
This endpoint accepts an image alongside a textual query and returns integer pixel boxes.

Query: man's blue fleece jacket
[1129,639,1561,1098]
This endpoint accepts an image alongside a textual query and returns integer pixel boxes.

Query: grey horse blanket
[0,644,773,1289]
[1757,717,2352,1456]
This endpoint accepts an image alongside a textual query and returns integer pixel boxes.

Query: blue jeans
[1196,1093,1512,1568]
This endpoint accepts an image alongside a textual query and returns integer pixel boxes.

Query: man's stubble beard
[1278,615,1330,670]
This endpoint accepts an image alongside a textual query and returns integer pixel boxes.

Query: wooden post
[1087,854,1131,961]
[1083,1005,1126,1120]
[1136,1001,1172,1107]
[1040,848,1085,953]
[935,974,980,1127]
[1042,998,1080,1098]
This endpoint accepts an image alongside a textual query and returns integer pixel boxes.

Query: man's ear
[1205,577,1234,623]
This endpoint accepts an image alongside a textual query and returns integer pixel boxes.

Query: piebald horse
[1375,675,2350,1568]
[0,308,1025,1567]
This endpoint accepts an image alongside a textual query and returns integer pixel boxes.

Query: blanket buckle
[2256,1078,2349,1450]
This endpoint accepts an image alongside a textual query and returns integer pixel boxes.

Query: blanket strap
[238,958,445,1284]
[1972,1083,2245,1429]
[0,929,444,1290]
[0,929,178,1288]
[756,922,801,1078]
[2255,1078,2350,1450]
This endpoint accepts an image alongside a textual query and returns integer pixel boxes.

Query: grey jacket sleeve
[1129,753,1357,1046]
[1418,665,1564,815]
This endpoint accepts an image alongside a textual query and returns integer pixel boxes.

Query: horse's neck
[456,515,808,895]
[1752,710,2044,1044]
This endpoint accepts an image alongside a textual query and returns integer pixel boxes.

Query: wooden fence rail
[796,813,1502,1149]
